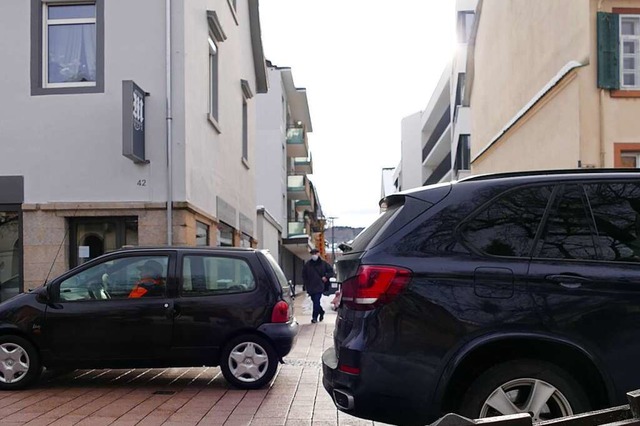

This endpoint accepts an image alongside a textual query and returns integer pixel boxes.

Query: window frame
[207,35,220,131]
[619,14,640,89]
[614,143,640,167]
[31,0,104,95]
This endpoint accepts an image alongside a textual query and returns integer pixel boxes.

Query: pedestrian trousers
[309,292,324,321]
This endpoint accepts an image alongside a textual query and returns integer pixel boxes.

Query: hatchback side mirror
[34,286,50,303]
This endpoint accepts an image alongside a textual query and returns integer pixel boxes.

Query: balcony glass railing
[287,175,305,190]
[286,128,305,145]
[288,222,306,236]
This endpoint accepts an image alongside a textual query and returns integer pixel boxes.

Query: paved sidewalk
[0,293,391,426]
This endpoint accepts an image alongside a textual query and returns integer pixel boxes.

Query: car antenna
[43,205,79,284]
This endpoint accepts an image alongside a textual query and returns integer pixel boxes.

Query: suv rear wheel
[459,359,590,421]
[220,334,278,390]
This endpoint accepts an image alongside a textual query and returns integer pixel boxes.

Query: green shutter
[597,12,620,89]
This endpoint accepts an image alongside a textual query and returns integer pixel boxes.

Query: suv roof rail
[460,168,640,182]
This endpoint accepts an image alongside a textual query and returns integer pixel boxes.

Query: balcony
[287,175,310,200]
[294,156,313,175]
[286,127,309,158]
[287,221,307,237]
[295,199,312,213]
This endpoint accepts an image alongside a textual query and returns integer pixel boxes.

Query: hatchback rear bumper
[258,319,299,358]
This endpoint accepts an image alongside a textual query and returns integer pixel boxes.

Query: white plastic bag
[320,294,334,312]
[302,294,313,314]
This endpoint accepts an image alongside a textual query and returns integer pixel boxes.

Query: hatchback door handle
[545,274,591,289]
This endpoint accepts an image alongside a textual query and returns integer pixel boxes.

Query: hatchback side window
[462,185,552,257]
[537,185,597,260]
[182,255,255,296]
[584,182,640,262]
[58,256,169,301]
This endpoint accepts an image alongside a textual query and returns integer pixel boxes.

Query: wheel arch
[437,334,613,415]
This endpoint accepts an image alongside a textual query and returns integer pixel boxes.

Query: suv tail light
[271,300,290,323]
[341,265,412,311]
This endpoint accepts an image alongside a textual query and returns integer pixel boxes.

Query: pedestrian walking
[302,248,334,323]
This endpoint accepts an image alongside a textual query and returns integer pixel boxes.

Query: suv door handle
[545,274,591,289]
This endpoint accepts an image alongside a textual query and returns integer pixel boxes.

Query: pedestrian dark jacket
[302,258,334,295]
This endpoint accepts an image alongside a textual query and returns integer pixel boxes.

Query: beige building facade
[469,0,640,174]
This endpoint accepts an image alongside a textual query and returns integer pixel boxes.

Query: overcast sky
[259,1,457,228]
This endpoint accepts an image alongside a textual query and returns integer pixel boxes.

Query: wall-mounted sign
[122,80,149,164]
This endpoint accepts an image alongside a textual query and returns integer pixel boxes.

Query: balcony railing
[287,221,307,237]
[286,127,309,158]
[293,157,313,175]
[287,175,310,200]
[422,107,451,162]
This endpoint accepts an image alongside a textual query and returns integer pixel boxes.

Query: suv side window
[462,185,552,257]
[585,182,640,262]
[537,185,597,260]
[182,255,255,296]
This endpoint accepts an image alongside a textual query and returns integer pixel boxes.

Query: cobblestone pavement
[0,292,392,426]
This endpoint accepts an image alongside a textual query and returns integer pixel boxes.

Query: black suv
[0,247,298,390]
[323,170,640,425]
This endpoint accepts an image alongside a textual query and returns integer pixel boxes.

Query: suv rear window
[349,203,403,252]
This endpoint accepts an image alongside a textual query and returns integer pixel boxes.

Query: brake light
[338,364,361,375]
[271,300,289,323]
[341,265,412,310]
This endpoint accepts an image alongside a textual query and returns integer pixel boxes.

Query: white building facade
[395,0,477,191]
[256,63,324,287]
[0,0,267,296]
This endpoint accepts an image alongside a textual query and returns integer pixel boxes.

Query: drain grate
[153,390,176,395]
[282,358,322,368]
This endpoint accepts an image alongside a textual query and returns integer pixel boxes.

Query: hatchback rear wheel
[460,359,589,421]
[220,334,278,390]
[0,335,41,390]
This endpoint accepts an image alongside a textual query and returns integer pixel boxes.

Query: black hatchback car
[323,169,640,425]
[0,247,298,390]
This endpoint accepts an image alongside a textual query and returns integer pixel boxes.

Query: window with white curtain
[43,3,97,88]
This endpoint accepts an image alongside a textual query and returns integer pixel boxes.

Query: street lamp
[327,216,338,266]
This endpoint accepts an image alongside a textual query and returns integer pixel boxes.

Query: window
[208,36,219,124]
[585,182,640,262]
[217,222,234,247]
[58,255,168,301]
[621,152,640,167]
[69,217,138,267]
[206,10,226,127]
[242,96,248,161]
[196,221,209,246]
[597,10,640,92]
[455,134,471,172]
[31,1,104,94]
[621,16,640,88]
[614,143,640,167]
[457,11,475,43]
[182,255,255,295]
[463,186,552,257]
[537,185,597,260]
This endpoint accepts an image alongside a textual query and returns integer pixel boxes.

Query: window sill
[32,84,104,96]
[611,90,640,98]
[241,157,250,170]
[208,113,221,133]
[227,0,239,25]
